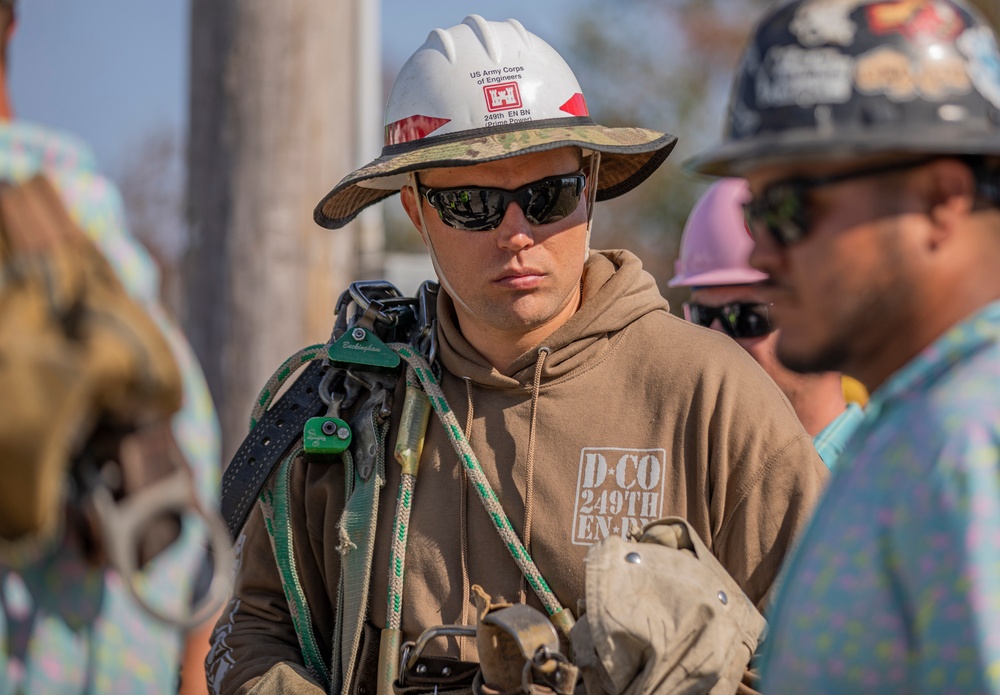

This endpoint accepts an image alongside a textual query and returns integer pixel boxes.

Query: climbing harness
[222,279,574,695]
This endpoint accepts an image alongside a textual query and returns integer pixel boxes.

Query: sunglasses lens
[524,177,583,225]
[685,302,773,339]
[424,175,584,231]
[734,304,771,338]
[685,303,710,327]
[744,186,808,247]
[427,188,506,231]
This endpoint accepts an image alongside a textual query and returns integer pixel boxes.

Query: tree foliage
[564,0,769,311]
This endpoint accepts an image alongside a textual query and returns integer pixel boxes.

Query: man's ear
[399,184,429,247]
[926,158,977,249]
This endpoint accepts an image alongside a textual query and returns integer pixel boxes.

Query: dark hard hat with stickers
[689,0,1000,176]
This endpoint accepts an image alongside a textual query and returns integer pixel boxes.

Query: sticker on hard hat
[384,115,453,146]
[790,0,869,47]
[756,46,854,108]
[958,26,1000,110]
[867,0,963,41]
[484,82,523,112]
[855,45,971,101]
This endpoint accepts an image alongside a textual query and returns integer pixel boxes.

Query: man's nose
[495,202,535,250]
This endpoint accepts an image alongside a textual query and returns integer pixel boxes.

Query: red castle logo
[484,82,523,112]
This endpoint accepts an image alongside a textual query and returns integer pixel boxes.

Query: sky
[9,1,573,173]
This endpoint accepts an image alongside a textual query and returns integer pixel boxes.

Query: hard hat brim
[687,125,1000,178]
[667,267,768,288]
[314,118,677,229]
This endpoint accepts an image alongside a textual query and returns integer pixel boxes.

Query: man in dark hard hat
[690,1,1000,692]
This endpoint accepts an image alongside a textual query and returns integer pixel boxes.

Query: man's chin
[776,335,849,375]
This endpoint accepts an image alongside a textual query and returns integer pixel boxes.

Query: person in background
[669,178,865,467]
[690,0,1000,691]
[0,1,223,693]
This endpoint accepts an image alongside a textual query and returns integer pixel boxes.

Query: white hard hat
[315,15,677,229]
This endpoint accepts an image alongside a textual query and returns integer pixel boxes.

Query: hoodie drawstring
[390,343,574,637]
[459,377,474,659]
[519,346,549,604]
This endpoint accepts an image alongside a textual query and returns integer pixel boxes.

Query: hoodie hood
[437,249,669,387]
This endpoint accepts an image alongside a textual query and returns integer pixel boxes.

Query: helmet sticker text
[469,66,534,126]
[867,0,963,41]
[756,46,854,108]
[729,98,762,137]
[855,45,971,101]
[957,26,1000,110]
[728,45,763,137]
[790,0,870,47]
[572,447,666,545]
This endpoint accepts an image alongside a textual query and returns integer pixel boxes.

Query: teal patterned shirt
[0,121,221,694]
[813,402,864,469]
[760,300,1000,693]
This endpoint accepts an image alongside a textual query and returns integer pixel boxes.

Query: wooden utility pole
[186,0,383,461]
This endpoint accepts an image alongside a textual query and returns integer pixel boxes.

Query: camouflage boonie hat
[315,124,676,230]
[314,16,677,230]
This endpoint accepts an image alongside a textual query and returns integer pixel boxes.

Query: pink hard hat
[668,178,768,287]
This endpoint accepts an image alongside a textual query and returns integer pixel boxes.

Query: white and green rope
[389,343,569,624]
[386,472,415,630]
[249,343,327,430]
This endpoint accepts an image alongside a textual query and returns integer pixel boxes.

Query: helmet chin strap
[407,154,600,320]
[583,151,601,263]
[408,172,480,319]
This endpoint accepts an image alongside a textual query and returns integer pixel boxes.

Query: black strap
[220,360,328,541]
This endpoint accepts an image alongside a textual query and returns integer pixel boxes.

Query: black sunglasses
[684,301,773,339]
[418,173,586,231]
[743,157,937,247]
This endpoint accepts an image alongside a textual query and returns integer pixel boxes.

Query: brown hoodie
[208,250,828,695]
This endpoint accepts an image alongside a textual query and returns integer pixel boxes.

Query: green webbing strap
[259,444,331,688]
[334,408,389,695]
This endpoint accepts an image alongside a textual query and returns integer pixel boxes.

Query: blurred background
[11,0,999,458]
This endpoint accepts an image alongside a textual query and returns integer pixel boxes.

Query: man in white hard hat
[670,179,865,467]
[209,15,827,695]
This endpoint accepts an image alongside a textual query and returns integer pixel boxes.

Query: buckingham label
[572,447,666,545]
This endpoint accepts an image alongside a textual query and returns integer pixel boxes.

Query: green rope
[389,343,567,619]
[249,344,327,430]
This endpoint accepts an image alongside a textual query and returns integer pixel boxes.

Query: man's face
[744,158,924,382]
[401,147,589,340]
[687,284,784,379]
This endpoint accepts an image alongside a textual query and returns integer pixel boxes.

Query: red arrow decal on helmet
[384,115,452,146]
[559,93,590,117]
